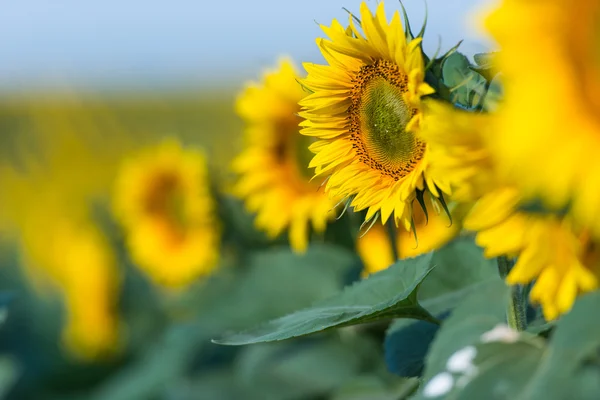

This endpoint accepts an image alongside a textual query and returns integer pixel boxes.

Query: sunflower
[113,140,219,288]
[53,221,122,359]
[420,101,600,320]
[299,2,451,234]
[483,0,600,237]
[19,212,121,360]
[232,59,337,252]
[358,191,460,276]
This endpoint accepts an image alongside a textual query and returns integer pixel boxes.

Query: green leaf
[420,236,496,301]
[205,245,360,329]
[441,52,487,109]
[384,236,498,376]
[234,337,377,400]
[385,319,440,377]
[471,52,499,82]
[452,340,544,400]
[331,376,419,400]
[518,291,600,400]
[214,252,436,345]
[413,285,600,400]
[89,245,357,400]
[417,278,509,390]
[0,357,18,399]
[384,237,496,378]
[0,292,14,326]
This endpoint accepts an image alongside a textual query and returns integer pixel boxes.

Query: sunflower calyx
[471,52,500,83]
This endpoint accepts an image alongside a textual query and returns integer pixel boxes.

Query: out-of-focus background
[0,1,493,399]
[0,0,492,91]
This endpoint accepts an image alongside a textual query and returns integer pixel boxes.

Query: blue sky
[0,0,495,90]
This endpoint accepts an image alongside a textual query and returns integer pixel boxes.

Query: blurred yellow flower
[0,100,128,360]
[233,59,337,252]
[420,101,600,320]
[113,140,220,288]
[299,2,451,234]
[467,190,599,321]
[484,0,600,237]
[358,192,459,276]
[21,216,121,359]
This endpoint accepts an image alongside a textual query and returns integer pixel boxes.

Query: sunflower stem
[497,256,527,331]
[386,220,400,261]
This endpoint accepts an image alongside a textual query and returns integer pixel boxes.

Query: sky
[0,0,496,91]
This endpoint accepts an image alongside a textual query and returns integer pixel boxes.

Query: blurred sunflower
[0,99,128,359]
[357,191,460,276]
[420,101,600,320]
[232,59,337,252]
[299,2,451,234]
[20,215,121,359]
[483,0,600,237]
[113,140,220,288]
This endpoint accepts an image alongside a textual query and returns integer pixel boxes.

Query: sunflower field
[1,1,600,399]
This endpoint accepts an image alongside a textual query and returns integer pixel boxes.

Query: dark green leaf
[420,236,496,301]
[234,337,376,400]
[88,245,356,400]
[331,376,419,400]
[214,252,436,345]
[412,282,600,400]
[417,279,509,389]
[518,291,600,400]
[0,356,18,399]
[0,292,14,327]
[453,341,543,400]
[385,319,440,377]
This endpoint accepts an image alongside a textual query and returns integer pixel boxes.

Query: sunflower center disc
[350,61,425,181]
[360,77,417,166]
[144,171,187,233]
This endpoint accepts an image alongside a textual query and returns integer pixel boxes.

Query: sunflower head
[419,100,496,202]
[232,59,337,252]
[57,222,122,359]
[299,1,450,235]
[20,213,121,360]
[420,98,600,321]
[113,140,220,288]
[483,0,600,237]
[468,190,600,321]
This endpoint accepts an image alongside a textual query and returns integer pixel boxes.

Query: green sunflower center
[350,60,425,180]
[361,77,417,165]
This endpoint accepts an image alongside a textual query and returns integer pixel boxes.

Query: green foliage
[86,244,359,400]
[439,51,503,112]
[331,376,419,400]
[384,237,497,378]
[441,52,487,109]
[385,319,439,377]
[418,279,510,384]
[410,284,600,399]
[420,236,496,302]
[472,52,498,82]
[0,292,13,326]
[0,357,18,400]
[215,252,436,345]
